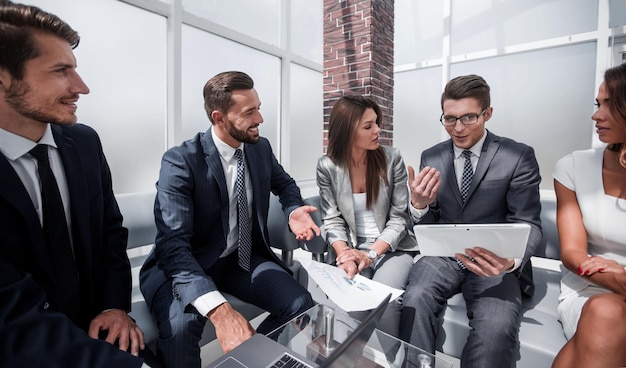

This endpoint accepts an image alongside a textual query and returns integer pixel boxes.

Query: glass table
[266,304,454,368]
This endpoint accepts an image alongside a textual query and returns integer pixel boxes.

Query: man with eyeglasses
[399,74,542,368]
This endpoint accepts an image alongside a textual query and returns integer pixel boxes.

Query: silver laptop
[414,223,531,259]
[205,294,391,368]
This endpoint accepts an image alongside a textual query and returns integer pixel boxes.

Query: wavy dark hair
[327,95,388,209]
[603,63,626,168]
[0,1,79,80]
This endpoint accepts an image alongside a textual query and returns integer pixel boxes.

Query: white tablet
[413,223,531,259]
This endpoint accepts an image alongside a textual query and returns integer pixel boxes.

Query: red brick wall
[323,0,395,150]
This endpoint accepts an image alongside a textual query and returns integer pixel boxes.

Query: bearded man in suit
[139,71,320,368]
[0,2,154,367]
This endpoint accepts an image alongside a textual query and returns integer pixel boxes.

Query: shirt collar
[0,124,57,161]
[210,126,243,161]
[453,130,487,159]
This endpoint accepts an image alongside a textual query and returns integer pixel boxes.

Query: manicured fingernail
[598,268,605,272]
[578,267,583,275]
[584,270,590,275]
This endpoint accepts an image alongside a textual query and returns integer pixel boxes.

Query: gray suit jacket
[316,146,418,252]
[420,130,542,296]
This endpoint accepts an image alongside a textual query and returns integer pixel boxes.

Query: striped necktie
[234,149,252,271]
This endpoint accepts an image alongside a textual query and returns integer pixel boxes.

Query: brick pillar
[323,0,395,150]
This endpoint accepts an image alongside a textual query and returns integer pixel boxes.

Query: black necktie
[29,144,81,316]
[234,149,252,271]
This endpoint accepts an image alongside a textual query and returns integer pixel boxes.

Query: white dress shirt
[192,128,253,317]
[0,125,73,239]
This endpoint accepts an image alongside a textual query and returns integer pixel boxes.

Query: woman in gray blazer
[316,95,418,344]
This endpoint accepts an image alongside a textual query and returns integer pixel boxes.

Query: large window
[23,0,323,194]
[25,0,167,193]
[394,0,622,190]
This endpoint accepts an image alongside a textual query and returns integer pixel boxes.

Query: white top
[352,193,379,240]
[553,147,626,300]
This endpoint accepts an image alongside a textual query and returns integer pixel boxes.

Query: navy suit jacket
[420,130,542,296]
[0,257,142,368]
[140,128,304,311]
[0,124,141,367]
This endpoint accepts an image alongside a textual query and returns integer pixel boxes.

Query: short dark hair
[0,1,80,80]
[441,74,491,110]
[603,63,626,167]
[203,71,255,124]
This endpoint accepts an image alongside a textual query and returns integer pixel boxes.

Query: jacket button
[43,302,50,310]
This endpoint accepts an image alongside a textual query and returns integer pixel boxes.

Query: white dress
[553,147,626,338]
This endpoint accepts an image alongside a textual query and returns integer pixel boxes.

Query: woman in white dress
[552,63,626,368]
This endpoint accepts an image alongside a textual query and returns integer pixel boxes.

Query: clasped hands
[336,248,372,279]
[577,255,625,277]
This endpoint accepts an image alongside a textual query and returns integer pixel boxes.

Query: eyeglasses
[440,108,488,126]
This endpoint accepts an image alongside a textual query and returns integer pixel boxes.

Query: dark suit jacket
[0,124,141,367]
[140,128,304,310]
[0,257,142,368]
[420,130,542,296]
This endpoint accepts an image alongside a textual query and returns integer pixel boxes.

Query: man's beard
[227,120,259,144]
[5,79,77,125]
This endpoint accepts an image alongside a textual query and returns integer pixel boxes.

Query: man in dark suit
[0,2,152,367]
[139,71,320,368]
[400,74,542,368]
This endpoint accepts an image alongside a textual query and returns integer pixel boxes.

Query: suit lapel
[440,143,463,206]
[469,131,499,200]
[337,166,356,230]
[0,145,55,280]
[201,130,230,237]
[244,144,266,238]
[52,126,93,281]
[373,176,390,231]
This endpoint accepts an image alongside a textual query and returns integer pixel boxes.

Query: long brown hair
[327,95,388,208]
[603,63,626,168]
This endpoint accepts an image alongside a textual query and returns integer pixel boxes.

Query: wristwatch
[365,249,378,261]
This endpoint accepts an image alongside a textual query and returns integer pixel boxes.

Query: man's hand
[408,166,441,209]
[208,303,256,353]
[456,247,515,277]
[289,205,321,241]
[88,309,145,356]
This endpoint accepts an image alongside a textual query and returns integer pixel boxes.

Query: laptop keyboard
[268,353,312,368]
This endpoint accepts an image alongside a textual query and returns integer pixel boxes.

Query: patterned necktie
[460,150,473,202]
[29,144,81,315]
[234,149,252,271]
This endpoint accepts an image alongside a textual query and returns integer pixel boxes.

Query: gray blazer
[420,130,542,296]
[316,146,418,252]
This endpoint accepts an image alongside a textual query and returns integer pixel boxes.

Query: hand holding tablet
[413,223,531,259]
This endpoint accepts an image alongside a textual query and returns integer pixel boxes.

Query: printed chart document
[300,258,403,312]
